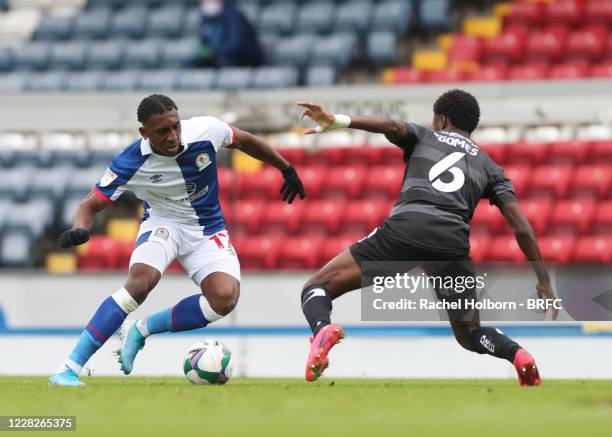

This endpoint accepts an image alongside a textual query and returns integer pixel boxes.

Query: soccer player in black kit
[297,90,559,386]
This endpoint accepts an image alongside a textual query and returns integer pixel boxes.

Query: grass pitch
[0,378,610,436]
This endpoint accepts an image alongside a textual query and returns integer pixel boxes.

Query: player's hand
[297,101,335,134]
[536,281,559,321]
[59,228,90,249]
[280,166,306,204]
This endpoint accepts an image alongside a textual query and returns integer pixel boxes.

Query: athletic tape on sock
[112,287,139,314]
[199,295,223,323]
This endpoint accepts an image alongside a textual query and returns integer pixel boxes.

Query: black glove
[59,228,90,249]
[280,166,306,204]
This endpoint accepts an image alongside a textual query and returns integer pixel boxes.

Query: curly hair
[137,94,178,123]
[433,89,480,133]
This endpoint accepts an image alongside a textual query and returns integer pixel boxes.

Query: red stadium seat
[77,236,121,271]
[295,166,325,198]
[302,199,347,235]
[571,165,612,198]
[364,165,405,199]
[509,63,550,81]
[448,35,483,71]
[528,165,573,198]
[544,0,583,27]
[166,260,184,274]
[480,143,507,164]
[573,236,612,262]
[524,31,564,63]
[469,233,491,263]
[319,233,363,267]
[341,147,384,166]
[427,69,467,83]
[220,197,232,230]
[584,0,612,27]
[565,29,605,62]
[302,147,345,166]
[388,67,425,84]
[238,167,283,200]
[505,2,545,27]
[278,236,323,270]
[502,164,530,198]
[605,33,612,61]
[217,167,237,201]
[550,199,596,234]
[593,201,612,233]
[549,62,589,80]
[589,140,612,163]
[231,199,265,236]
[520,198,553,235]
[115,242,134,271]
[278,148,306,167]
[343,199,388,234]
[260,201,305,235]
[506,141,549,165]
[469,64,510,82]
[591,61,612,79]
[472,201,504,234]
[233,235,282,270]
[537,235,576,262]
[547,140,590,164]
[482,33,525,64]
[377,147,405,165]
[487,234,525,262]
[320,165,366,199]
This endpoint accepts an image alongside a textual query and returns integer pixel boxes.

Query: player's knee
[207,284,239,316]
[124,271,159,304]
[455,336,476,352]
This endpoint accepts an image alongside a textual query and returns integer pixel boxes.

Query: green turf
[0,377,610,436]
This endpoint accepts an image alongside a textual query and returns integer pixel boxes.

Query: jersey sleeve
[185,116,236,151]
[93,162,128,203]
[390,122,430,154]
[483,160,517,207]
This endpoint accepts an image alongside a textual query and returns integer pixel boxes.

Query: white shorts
[129,219,240,285]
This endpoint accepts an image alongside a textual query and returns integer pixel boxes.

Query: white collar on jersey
[140,138,187,157]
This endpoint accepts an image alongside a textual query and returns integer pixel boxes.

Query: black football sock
[301,285,332,336]
[470,327,521,363]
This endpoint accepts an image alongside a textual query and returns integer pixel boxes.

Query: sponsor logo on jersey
[166,185,209,204]
[154,227,169,240]
[150,174,163,183]
[196,153,211,171]
[184,183,197,196]
[99,168,118,187]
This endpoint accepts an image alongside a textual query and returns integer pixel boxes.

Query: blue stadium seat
[87,0,127,10]
[367,31,398,64]
[148,6,185,38]
[123,40,161,69]
[258,2,297,34]
[305,64,337,87]
[372,0,412,34]
[14,149,53,168]
[0,47,12,71]
[175,69,216,90]
[237,2,260,23]
[28,168,69,201]
[183,7,201,34]
[62,195,84,227]
[50,42,89,70]
[0,167,32,201]
[0,229,32,267]
[160,38,199,68]
[311,33,357,69]
[89,150,117,168]
[259,33,279,64]
[216,68,253,91]
[334,0,372,34]
[86,39,125,70]
[34,15,74,40]
[0,150,15,167]
[73,7,113,39]
[419,0,449,31]
[13,42,51,71]
[253,66,298,89]
[296,2,335,34]
[26,71,67,92]
[50,149,92,168]
[65,71,103,91]
[109,7,149,39]
[5,199,54,239]
[101,70,141,91]
[139,69,179,90]
[0,73,27,93]
[67,168,104,195]
[273,34,315,67]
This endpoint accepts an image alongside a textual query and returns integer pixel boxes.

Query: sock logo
[302,288,327,307]
[480,335,496,353]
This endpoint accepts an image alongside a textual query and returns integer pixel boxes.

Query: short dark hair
[137,94,178,123]
[433,89,480,133]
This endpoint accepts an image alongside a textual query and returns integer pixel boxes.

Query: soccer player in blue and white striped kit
[49,94,305,386]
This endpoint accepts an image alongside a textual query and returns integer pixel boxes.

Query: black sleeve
[388,122,429,155]
[483,159,517,207]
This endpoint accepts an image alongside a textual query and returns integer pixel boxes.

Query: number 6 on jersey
[429,152,466,193]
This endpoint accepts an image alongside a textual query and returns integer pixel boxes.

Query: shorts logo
[154,227,169,240]
[150,174,163,184]
[196,153,211,171]
[99,168,118,187]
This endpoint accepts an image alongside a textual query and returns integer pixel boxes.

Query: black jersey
[382,123,517,256]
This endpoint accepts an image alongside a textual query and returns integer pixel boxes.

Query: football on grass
[183,339,234,385]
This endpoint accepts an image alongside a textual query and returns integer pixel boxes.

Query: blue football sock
[144,294,216,335]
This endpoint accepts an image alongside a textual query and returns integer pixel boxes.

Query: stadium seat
[573,236,611,262]
[320,165,366,199]
[472,201,505,234]
[341,147,384,166]
[160,38,199,68]
[544,0,583,27]
[524,31,564,63]
[550,199,596,234]
[584,0,612,27]
[28,167,69,201]
[253,66,298,89]
[334,0,372,34]
[101,70,141,91]
[0,46,12,72]
[237,166,284,200]
[343,200,387,234]
[591,61,612,79]
[86,39,125,70]
[470,64,509,82]
[367,31,397,65]
[12,42,50,71]
[232,235,282,271]
[538,234,576,262]
[294,166,325,198]
[590,140,612,162]
[277,148,306,167]
[305,65,337,87]
[277,236,323,270]
[311,33,357,69]
[565,29,605,63]
[593,201,612,234]
[363,165,404,199]
[77,235,122,271]
[501,165,529,198]
[427,69,467,83]
[419,0,450,30]
[0,73,28,92]
[448,35,482,72]
[175,69,216,90]
[372,0,412,34]
[487,234,524,262]
[506,141,549,165]
[72,7,112,39]
[109,6,149,39]
[571,165,611,198]
[520,198,553,235]
[258,2,296,34]
[34,14,74,40]
[147,5,185,38]
[216,67,253,91]
[123,40,161,69]
[6,199,54,238]
[549,62,589,80]
[377,147,405,165]
[547,140,589,165]
[273,34,315,67]
[50,41,89,71]
[469,233,491,263]
[237,2,259,24]
[27,71,66,92]
[66,168,101,195]
[504,1,545,27]
[65,71,103,91]
[139,69,179,90]
[183,5,201,34]
[483,32,525,64]
[318,233,364,266]
[260,201,305,235]
[509,63,549,81]
[529,165,573,198]
[231,199,265,236]
[0,229,31,267]
[480,143,507,164]
[295,1,335,34]
[302,199,346,235]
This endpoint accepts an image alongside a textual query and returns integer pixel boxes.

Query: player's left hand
[59,228,90,249]
[536,281,559,320]
[297,101,335,134]
[280,166,306,204]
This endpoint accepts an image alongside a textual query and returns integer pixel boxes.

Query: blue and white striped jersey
[94,116,234,235]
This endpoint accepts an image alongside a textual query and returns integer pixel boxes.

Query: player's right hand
[536,281,559,321]
[59,228,90,249]
[297,101,335,134]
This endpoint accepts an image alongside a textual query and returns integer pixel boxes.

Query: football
[183,339,234,385]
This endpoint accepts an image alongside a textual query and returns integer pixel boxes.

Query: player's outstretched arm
[296,101,412,145]
[228,127,306,204]
[59,190,109,249]
[499,201,559,320]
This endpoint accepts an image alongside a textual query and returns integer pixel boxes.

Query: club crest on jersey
[196,153,211,171]
[154,228,169,240]
[99,168,118,187]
